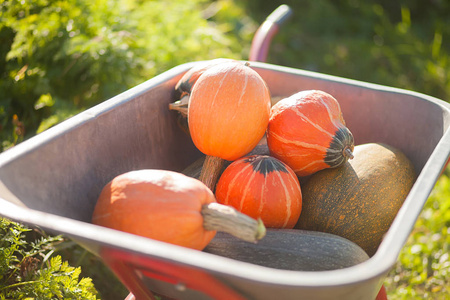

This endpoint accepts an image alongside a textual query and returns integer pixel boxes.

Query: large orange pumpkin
[92,169,265,250]
[215,155,302,229]
[267,90,354,177]
[188,61,271,190]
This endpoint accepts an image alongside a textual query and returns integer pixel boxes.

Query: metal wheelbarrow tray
[1,61,449,300]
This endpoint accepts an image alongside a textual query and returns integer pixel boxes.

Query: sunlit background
[1,1,449,299]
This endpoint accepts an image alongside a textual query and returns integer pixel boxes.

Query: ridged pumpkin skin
[92,169,216,250]
[175,58,235,98]
[215,155,302,229]
[295,143,416,256]
[188,61,271,161]
[267,90,354,177]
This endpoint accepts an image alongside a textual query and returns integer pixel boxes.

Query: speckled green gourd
[295,143,416,256]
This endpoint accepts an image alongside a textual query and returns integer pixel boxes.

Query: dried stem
[343,147,354,160]
[201,202,266,243]
[168,95,189,117]
[199,155,225,192]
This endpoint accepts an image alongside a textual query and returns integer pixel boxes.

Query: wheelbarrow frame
[0,59,449,299]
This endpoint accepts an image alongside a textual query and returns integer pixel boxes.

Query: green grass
[0,219,99,299]
[384,168,450,299]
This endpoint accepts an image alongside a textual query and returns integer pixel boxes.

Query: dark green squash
[204,229,370,271]
[295,143,416,256]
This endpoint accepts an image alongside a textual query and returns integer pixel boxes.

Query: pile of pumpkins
[92,59,416,261]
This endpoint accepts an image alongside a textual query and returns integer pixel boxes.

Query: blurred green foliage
[0,0,255,151]
[0,218,98,299]
[241,0,450,101]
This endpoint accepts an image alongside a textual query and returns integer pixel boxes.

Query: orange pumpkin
[215,155,302,229]
[92,169,265,251]
[267,90,354,177]
[188,61,271,190]
[175,58,235,100]
[170,58,235,119]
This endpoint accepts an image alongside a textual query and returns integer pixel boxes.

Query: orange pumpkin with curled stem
[215,155,302,229]
[267,90,354,177]
[169,58,236,118]
[92,169,266,250]
[188,61,271,191]
[175,59,235,99]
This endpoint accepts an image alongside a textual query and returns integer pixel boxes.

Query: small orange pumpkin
[170,58,235,119]
[215,155,302,229]
[188,61,271,190]
[175,58,235,100]
[92,169,265,251]
[267,90,354,177]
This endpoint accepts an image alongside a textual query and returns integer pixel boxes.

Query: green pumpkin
[295,143,416,256]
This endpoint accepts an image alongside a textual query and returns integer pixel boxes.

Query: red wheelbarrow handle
[104,247,246,300]
[249,4,293,62]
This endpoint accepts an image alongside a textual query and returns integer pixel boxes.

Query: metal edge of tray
[1,61,449,289]
[0,196,392,288]
[0,61,197,168]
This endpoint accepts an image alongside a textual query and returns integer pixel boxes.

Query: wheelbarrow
[1,5,449,300]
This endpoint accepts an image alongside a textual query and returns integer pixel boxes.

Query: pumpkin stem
[199,156,225,192]
[169,94,189,117]
[201,202,266,243]
[343,147,354,160]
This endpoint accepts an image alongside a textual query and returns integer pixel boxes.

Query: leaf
[34,93,54,110]
[49,255,62,272]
